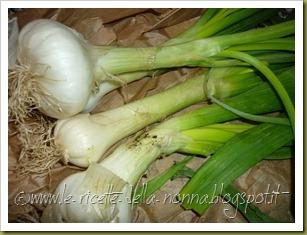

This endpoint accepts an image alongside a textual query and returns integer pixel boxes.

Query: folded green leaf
[265,146,293,160]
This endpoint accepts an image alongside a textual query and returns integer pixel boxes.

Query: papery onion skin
[41,164,132,223]
[18,19,93,119]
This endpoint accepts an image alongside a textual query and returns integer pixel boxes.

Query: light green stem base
[91,21,294,77]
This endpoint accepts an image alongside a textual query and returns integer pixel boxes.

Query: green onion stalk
[163,8,276,46]
[84,9,277,112]
[41,67,294,222]
[85,8,283,112]
[85,20,294,114]
[92,20,294,75]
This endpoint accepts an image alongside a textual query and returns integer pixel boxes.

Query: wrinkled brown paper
[8,8,293,223]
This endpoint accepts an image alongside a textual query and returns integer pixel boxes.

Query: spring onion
[12,18,294,119]
[54,73,207,167]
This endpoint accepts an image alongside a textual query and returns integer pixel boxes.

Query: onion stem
[228,38,295,51]
[166,9,262,45]
[217,50,295,131]
[93,20,294,76]
[209,95,291,126]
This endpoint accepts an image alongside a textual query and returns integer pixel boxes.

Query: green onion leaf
[133,156,193,204]
[265,146,293,160]
[209,95,291,126]
[179,123,293,214]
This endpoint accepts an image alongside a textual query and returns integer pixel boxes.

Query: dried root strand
[9,64,65,126]
[9,65,65,176]
[8,65,41,125]
[15,114,63,177]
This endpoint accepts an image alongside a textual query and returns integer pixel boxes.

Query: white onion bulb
[17,19,93,119]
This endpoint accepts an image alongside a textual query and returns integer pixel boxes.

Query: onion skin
[41,164,132,223]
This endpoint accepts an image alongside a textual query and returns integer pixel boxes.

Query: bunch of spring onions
[41,66,294,222]
[54,54,294,167]
[10,9,294,120]
[9,9,295,222]
[10,9,295,169]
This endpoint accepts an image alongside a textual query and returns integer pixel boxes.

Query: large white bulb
[18,19,93,119]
